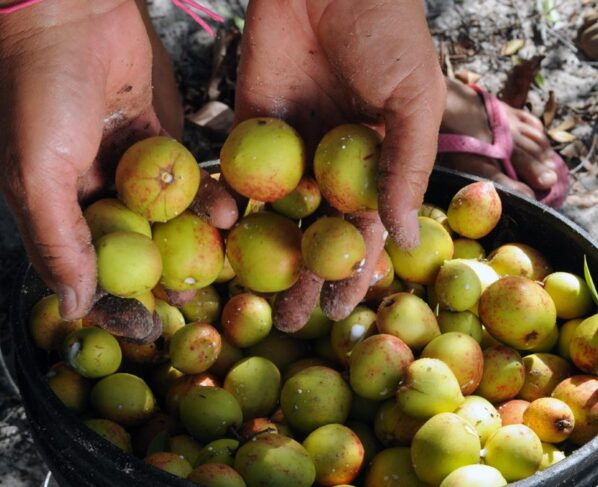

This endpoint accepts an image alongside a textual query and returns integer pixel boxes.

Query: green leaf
[233,15,245,33]
[534,72,545,88]
[584,255,598,306]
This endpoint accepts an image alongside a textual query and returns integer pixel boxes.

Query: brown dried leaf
[542,91,557,128]
[498,55,544,108]
[501,39,525,56]
[547,130,577,143]
[552,117,578,132]
[455,69,481,84]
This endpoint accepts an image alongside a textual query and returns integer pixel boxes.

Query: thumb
[377,72,446,250]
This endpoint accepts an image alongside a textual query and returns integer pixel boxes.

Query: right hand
[0,0,162,320]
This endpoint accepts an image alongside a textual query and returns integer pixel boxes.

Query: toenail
[543,158,556,170]
[539,171,557,185]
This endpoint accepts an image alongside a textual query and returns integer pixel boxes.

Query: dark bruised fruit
[85,295,163,343]
[188,463,246,487]
[179,386,243,443]
[47,362,90,413]
[29,294,82,351]
[271,176,322,219]
[221,293,272,348]
[479,276,557,350]
[227,212,302,293]
[301,217,366,281]
[115,136,200,222]
[90,373,156,427]
[64,327,122,379]
[96,231,162,298]
[220,117,305,202]
[153,212,224,292]
[234,434,316,487]
[313,124,381,213]
[84,418,132,453]
[179,286,221,324]
[169,323,221,374]
[117,338,163,366]
[144,452,193,478]
[83,198,152,241]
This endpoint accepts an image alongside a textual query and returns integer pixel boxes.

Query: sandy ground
[0,0,596,485]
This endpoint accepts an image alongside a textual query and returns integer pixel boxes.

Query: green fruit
[558,318,583,361]
[376,293,440,351]
[330,306,377,365]
[365,447,427,487]
[544,272,594,319]
[434,260,482,311]
[90,373,156,427]
[454,396,502,446]
[96,231,162,297]
[386,217,454,285]
[209,338,244,379]
[475,345,524,403]
[487,243,551,281]
[246,330,307,371]
[64,327,122,379]
[47,362,90,413]
[349,395,381,424]
[283,357,330,383]
[29,294,82,351]
[83,198,152,241]
[196,439,239,467]
[84,418,132,452]
[153,212,224,291]
[220,117,305,202]
[345,420,382,465]
[484,425,542,482]
[313,124,380,213]
[227,212,302,293]
[303,424,364,486]
[479,276,557,350]
[224,356,281,420]
[374,400,425,446]
[397,358,464,419]
[281,366,352,433]
[115,136,200,222]
[188,463,246,487]
[221,293,272,348]
[179,386,242,442]
[349,334,413,400]
[145,452,193,478]
[519,353,572,402]
[169,323,221,374]
[302,217,366,281]
[421,332,483,395]
[179,285,221,323]
[234,434,315,487]
[216,255,236,283]
[539,442,565,470]
[154,299,185,341]
[169,434,203,466]
[437,310,483,343]
[167,373,221,416]
[447,181,501,239]
[289,306,332,340]
[271,176,321,219]
[411,413,481,486]
[569,314,598,373]
[439,465,506,487]
[452,238,486,259]
[551,375,598,445]
[419,203,452,235]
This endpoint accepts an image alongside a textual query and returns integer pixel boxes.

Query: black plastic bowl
[9,165,598,486]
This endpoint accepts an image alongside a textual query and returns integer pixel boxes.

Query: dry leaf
[455,69,481,84]
[547,130,577,143]
[501,39,525,56]
[552,117,578,133]
[560,140,588,159]
[542,91,557,128]
[187,101,234,134]
[498,55,544,108]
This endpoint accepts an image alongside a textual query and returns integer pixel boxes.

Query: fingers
[377,72,446,250]
[320,211,386,321]
[188,168,239,229]
[272,269,324,333]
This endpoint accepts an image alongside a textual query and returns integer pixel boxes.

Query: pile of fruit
[31,118,598,487]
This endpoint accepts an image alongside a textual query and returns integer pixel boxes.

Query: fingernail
[544,158,556,170]
[58,286,78,320]
[392,209,420,250]
[539,170,557,186]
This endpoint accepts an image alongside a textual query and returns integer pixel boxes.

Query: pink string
[0,0,45,14]
[171,0,224,36]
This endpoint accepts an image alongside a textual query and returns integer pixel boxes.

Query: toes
[511,146,557,190]
[513,109,545,132]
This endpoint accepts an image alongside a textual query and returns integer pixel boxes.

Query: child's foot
[439,79,560,200]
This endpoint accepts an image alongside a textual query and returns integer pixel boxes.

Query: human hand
[235,0,446,325]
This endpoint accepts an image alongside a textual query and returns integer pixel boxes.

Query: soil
[0,0,596,485]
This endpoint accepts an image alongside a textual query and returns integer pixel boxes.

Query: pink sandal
[437,85,569,208]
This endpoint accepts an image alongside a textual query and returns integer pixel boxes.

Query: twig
[543,23,579,52]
